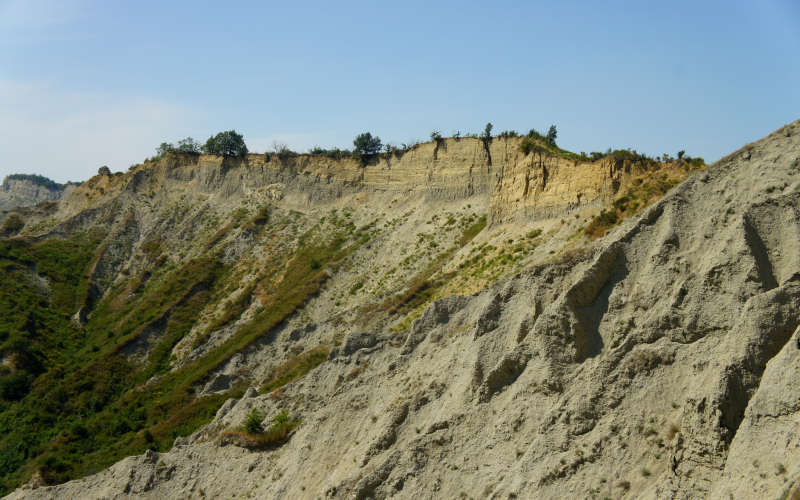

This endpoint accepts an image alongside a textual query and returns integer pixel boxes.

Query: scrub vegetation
[0,210,370,494]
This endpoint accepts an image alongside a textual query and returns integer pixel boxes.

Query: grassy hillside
[0,211,368,494]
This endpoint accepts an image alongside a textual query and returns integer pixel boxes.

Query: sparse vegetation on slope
[260,347,330,394]
[222,409,300,450]
[366,214,487,329]
[0,207,374,493]
[584,169,692,239]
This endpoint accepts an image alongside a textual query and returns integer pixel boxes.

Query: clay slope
[7,121,800,499]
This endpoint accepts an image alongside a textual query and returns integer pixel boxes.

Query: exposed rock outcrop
[0,176,71,211]
[44,136,675,233]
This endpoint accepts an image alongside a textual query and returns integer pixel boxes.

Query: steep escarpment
[36,136,675,231]
[11,121,800,499]
[0,175,72,212]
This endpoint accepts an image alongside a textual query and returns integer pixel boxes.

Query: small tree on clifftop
[546,125,557,146]
[353,132,382,156]
[155,137,201,156]
[481,122,493,142]
[202,130,248,157]
[156,142,174,156]
[176,137,201,153]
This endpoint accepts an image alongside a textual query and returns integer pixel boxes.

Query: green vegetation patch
[222,409,300,450]
[368,215,487,325]
[584,173,683,239]
[194,282,257,348]
[0,200,392,493]
[0,236,237,493]
[2,220,370,492]
[260,347,329,394]
[0,234,105,492]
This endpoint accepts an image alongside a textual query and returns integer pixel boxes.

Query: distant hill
[5,174,65,190]
[0,174,74,212]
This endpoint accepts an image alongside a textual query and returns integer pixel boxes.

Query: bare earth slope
[7,121,800,499]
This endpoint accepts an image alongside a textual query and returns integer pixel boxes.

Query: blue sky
[1,0,798,183]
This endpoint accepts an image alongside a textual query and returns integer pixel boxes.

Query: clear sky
[1,0,798,183]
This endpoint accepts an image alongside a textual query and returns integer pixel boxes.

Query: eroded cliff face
[39,136,668,233]
[13,125,791,499]
[7,123,799,500]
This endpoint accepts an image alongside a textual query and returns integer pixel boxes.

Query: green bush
[526,128,545,141]
[155,142,174,156]
[353,132,382,157]
[244,409,264,434]
[176,137,201,153]
[607,148,655,165]
[247,206,271,228]
[481,122,493,142]
[596,209,618,226]
[272,410,289,426]
[310,147,351,160]
[546,125,557,145]
[519,137,543,156]
[519,137,546,156]
[584,209,619,239]
[271,142,296,160]
[230,409,299,449]
[687,156,705,168]
[526,229,542,239]
[153,137,201,156]
[202,130,248,157]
